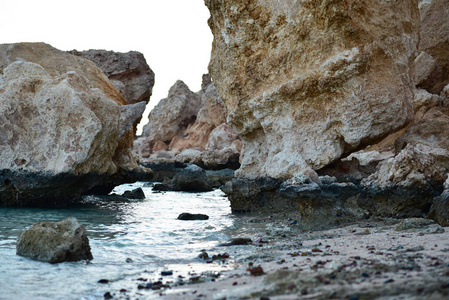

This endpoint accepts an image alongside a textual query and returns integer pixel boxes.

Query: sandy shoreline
[144,215,449,300]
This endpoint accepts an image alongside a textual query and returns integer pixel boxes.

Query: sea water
[0,182,240,299]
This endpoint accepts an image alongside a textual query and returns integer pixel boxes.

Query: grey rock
[16,217,93,263]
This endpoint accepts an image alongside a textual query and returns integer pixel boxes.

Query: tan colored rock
[139,80,202,151]
[418,0,449,94]
[153,141,168,153]
[0,42,137,171]
[0,43,142,206]
[206,0,419,179]
[0,61,119,175]
[206,123,240,151]
[168,82,228,152]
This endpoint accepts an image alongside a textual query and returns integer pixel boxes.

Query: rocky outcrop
[68,49,155,105]
[0,43,145,206]
[139,80,202,152]
[16,217,93,263]
[134,75,241,170]
[417,0,449,94]
[206,0,418,179]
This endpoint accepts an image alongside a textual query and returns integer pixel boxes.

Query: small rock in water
[161,270,173,276]
[104,292,113,299]
[218,237,252,246]
[122,187,145,199]
[248,265,265,276]
[177,213,209,221]
[16,217,93,263]
[98,279,109,284]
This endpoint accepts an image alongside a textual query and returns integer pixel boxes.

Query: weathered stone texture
[16,217,93,263]
[418,0,449,94]
[206,0,419,179]
[68,49,155,105]
[0,43,142,206]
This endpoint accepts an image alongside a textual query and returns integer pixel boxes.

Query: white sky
[0,0,213,134]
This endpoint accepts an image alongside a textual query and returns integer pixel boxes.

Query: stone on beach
[16,217,93,263]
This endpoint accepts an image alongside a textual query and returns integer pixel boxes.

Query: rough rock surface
[134,76,241,170]
[140,80,202,152]
[16,217,93,263]
[418,0,449,94]
[68,49,155,105]
[428,189,449,226]
[153,164,212,192]
[0,43,142,206]
[206,0,419,179]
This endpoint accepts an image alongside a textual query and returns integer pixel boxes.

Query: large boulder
[68,49,155,105]
[0,43,143,206]
[205,0,419,179]
[16,217,93,263]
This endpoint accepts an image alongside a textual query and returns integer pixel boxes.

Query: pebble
[248,265,265,276]
[161,270,173,276]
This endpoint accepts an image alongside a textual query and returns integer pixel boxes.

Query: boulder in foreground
[16,217,93,263]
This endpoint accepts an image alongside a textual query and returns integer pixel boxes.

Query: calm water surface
[0,182,244,299]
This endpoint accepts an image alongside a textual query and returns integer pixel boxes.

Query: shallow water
[0,182,244,299]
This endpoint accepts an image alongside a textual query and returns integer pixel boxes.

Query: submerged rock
[16,217,93,263]
[153,164,212,192]
[122,187,145,199]
[177,213,209,221]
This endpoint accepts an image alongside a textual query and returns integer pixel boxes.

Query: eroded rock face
[206,0,419,179]
[140,80,202,151]
[16,217,93,263]
[134,76,241,169]
[68,49,155,105]
[418,0,449,94]
[0,43,140,206]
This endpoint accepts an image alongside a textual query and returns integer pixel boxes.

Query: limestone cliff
[0,43,145,206]
[206,0,419,179]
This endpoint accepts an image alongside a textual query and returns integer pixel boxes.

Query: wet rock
[16,217,93,263]
[177,213,209,221]
[395,218,436,231]
[248,265,265,276]
[122,187,145,199]
[218,237,252,246]
[205,169,235,188]
[155,164,212,192]
[428,189,449,226]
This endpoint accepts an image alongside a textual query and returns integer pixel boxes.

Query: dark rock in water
[428,190,449,226]
[161,270,173,276]
[218,237,252,246]
[16,217,93,263]
[122,187,145,199]
[154,164,212,192]
[177,213,209,221]
[171,164,211,192]
[206,168,235,188]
